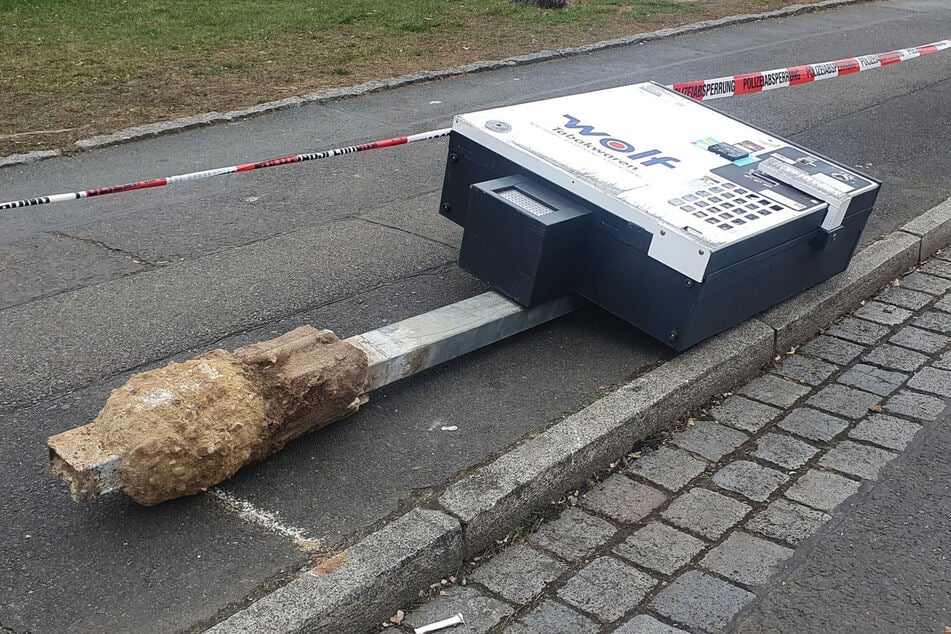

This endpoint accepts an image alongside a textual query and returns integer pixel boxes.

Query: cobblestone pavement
[384,250,951,634]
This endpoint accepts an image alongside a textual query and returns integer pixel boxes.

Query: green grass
[0,0,797,155]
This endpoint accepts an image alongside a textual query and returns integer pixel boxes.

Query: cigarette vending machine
[438,82,880,350]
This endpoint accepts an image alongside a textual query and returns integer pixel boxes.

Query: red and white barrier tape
[670,39,950,101]
[2,38,948,211]
[0,129,450,211]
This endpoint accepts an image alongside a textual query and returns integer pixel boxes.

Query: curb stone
[760,230,920,352]
[900,196,951,263]
[207,508,461,633]
[0,0,870,168]
[204,198,951,632]
[439,319,773,557]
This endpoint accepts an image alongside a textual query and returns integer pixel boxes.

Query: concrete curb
[207,508,462,634]
[439,319,774,558]
[0,0,868,169]
[207,199,951,634]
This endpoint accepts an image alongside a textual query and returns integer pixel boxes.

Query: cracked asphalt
[1,0,950,631]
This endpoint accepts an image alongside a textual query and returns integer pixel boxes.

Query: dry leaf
[869,404,884,413]
[390,610,405,625]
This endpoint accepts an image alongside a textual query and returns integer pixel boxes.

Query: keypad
[667,177,786,232]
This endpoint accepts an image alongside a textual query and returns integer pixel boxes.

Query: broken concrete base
[48,326,368,506]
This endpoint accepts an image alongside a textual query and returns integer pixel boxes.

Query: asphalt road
[732,400,951,633]
[2,0,950,631]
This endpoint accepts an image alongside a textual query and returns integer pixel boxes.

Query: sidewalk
[391,254,951,633]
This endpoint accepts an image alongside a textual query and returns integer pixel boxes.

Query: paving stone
[849,414,922,451]
[934,350,951,370]
[627,447,708,493]
[875,285,933,310]
[504,600,599,634]
[885,389,947,421]
[777,407,849,442]
[827,315,892,343]
[852,301,912,327]
[920,258,951,279]
[615,614,689,634]
[711,396,782,433]
[752,433,819,469]
[889,325,949,354]
[469,544,567,604]
[671,421,750,462]
[935,294,951,313]
[661,488,751,539]
[819,440,898,480]
[773,355,837,386]
[807,384,881,420]
[701,531,794,586]
[900,272,951,296]
[907,366,951,397]
[712,460,789,502]
[746,498,831,546]
[737,374,811,408]
[785,469,861,512]
[650,571,754,633]
[862,344,929,372]
[913,310,951,334]
[529,508,617,562]
[557,557,656,622]
[405,585,513,634]
[836,364,909,397]
[613,522,706,576]
[799,335,866,365]
[581,474,667,525]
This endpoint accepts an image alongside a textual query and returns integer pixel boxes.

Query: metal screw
[440,202,451,212]
[659,230,666,236]
[448,152,459,163]
[684,280,694,288]
[667,330,679,341]
[698,249,705,255]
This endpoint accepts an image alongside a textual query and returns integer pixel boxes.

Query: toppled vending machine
[439,82,880,350]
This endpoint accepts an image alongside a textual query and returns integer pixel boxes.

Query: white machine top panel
[454,83,872,271]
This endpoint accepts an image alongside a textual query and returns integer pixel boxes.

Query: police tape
[2,38,949,211]
[670,39,951,101]
[0,129,451,211]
